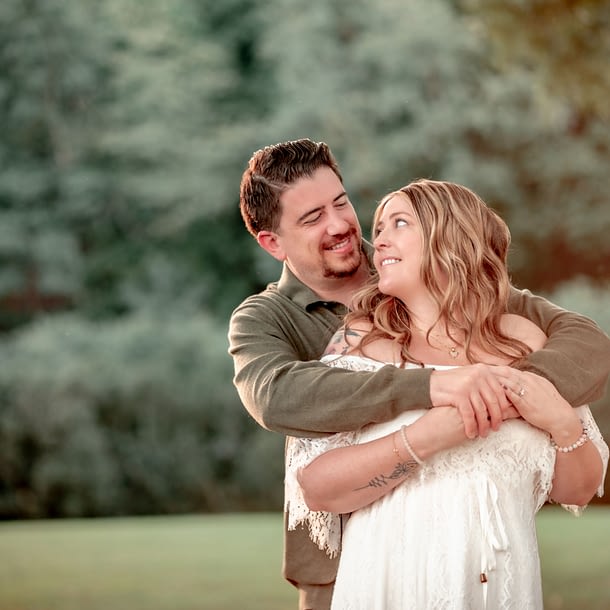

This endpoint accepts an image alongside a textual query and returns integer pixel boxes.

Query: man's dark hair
[239,139,342,237]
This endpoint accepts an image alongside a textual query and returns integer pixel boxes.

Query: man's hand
[429,364,516,438]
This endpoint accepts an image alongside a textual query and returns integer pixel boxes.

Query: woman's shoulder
[500,313,547,351]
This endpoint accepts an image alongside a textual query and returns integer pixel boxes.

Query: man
[228,139,610,610]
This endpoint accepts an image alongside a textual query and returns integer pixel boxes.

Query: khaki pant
[298,582,334,610]
[283,518,340,610]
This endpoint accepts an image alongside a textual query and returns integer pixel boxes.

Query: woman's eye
[396,218,408,227]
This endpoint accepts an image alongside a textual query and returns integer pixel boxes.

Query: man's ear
[257,231,286,262]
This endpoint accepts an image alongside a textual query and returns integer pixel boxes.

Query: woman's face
[373,194,424,300]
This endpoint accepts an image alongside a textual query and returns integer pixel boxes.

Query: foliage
[460,0,610,119]
[0,0,117,326]
[0,312,276,518]
[248,0,610,289]
[0,0,608,518]
[0,0,263,326]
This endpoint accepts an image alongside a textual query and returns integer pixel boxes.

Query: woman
[284,179,608,609]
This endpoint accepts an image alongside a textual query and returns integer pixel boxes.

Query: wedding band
[518,387,526,397]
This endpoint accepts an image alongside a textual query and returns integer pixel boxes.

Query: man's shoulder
[230,282,296,320]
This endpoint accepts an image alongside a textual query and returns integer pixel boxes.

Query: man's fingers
[470,393,492,438]
[455,401,478,439]
[479,383,505,431]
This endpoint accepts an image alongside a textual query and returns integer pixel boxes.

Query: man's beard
[322,246,364,279]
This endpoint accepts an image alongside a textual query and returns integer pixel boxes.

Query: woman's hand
[493,370,579,438]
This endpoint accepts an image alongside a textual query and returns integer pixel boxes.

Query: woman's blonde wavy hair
[345,179,531,366]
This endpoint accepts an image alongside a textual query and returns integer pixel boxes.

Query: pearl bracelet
[550,427,589,453]
[400,425,424,465]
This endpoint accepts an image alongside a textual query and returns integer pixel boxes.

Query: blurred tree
[0,0,117,328]
[0,311,255,517]
[0,0,267,327]
[0,0,608,516]
[460,0,610,119]
[72,0,248,318]
[246,0,610,290]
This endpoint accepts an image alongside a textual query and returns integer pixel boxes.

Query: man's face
[261,166,364,284]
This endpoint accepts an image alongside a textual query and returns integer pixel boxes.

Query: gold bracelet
[392,431,403,462]
[400,425,424,465]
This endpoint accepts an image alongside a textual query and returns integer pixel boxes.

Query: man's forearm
[232,352,432,437]
[229,301,433,437]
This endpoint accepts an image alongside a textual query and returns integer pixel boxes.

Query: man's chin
[323,261,362,279]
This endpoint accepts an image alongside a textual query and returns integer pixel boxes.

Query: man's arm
[228,296,431,438]
[508,287,610,405]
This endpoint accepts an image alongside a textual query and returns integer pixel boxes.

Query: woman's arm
[297,407,468,514]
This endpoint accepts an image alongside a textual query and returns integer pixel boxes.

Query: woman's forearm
[297,432,418,513]
[548,424,604,506]
[298,407,468,514]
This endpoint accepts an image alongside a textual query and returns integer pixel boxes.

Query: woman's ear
[257,231,286,262]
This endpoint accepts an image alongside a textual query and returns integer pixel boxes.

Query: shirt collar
[276,241,374,308]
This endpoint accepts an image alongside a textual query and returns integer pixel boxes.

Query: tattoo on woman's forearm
[354,460,418,491]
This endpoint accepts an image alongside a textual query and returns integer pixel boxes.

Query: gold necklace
[412,326,462,359]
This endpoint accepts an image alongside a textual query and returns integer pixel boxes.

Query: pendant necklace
[412,326,461,359]
[446,345,460,359]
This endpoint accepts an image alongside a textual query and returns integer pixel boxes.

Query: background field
[0,507,609,610]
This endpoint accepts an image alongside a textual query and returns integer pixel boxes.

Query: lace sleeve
[283,353,385,556]
[285,431,358,557]
[561,404,609,516]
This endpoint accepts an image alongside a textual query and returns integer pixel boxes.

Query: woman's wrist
[550,427,589,453]
[548,415,584,448]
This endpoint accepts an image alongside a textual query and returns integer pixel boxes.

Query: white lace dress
[285,355,609,610]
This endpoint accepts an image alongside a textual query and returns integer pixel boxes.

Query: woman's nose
[373,230,388,249]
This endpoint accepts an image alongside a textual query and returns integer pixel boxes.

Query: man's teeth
[329,239,349,250]
[381,258,400,266]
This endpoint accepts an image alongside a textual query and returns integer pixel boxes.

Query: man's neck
[310,265,370,307]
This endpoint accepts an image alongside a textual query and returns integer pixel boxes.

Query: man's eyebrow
[296,191,348,224]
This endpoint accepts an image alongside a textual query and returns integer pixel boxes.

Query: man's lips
[325,235,353,252]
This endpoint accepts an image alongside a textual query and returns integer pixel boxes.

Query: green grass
[0,513,296,610]
[538,505,610,610]
[0,507,608,610]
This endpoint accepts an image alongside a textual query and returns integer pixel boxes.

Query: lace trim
[285,433,356,557]
[284,354,382,557]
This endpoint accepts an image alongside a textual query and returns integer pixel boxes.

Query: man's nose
[326,211,351,235]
